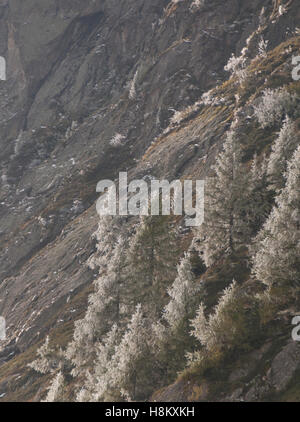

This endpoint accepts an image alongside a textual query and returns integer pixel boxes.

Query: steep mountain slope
[0,0,300,401]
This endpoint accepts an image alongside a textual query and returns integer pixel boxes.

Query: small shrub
[109,133,126,147]
[224,50,248,84]
[258,37,269,58]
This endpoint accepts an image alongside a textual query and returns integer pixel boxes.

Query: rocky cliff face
[0,0,300,401]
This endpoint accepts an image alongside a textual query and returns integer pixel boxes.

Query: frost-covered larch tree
[92,305,150,402]
[126,215,179,316]
[66,234,128,377]
[187,279,255,367]
[150,252,199,380]
[28,336,60,375]
[195,130,251,266]
[248,154,273,235]
[163,252,197,331]
[188,278,260,368]
[28,337,68,402]
[43,372,66,402]
[189,280,239,353]
[252,145,300,291]
[76,324,121,402]
[88,215,124,271]
[267,117,299,193]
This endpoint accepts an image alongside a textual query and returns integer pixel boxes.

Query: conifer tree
[43,372,66,402]
[76,324,121,402]
[267,117,299,193]
[28,336,58,375]
[28,336,69,402]
[88,215,124,271]
[196,130,251,266]
[190,280,239,353]
[252,145,300,291]
[163,252,197,331]
[126,215,179,316]
[92,305,151,402]
[187,279,259,366]
[248,154,273,235]
[150,252,199,381]
[66,235,128,377]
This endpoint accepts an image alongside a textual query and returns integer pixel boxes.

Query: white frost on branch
[253,88,298,128]
[109,133,126,147]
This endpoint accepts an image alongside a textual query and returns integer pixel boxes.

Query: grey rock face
[268,342,300,392]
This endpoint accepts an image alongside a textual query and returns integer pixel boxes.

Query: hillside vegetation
[0,0,300,402]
